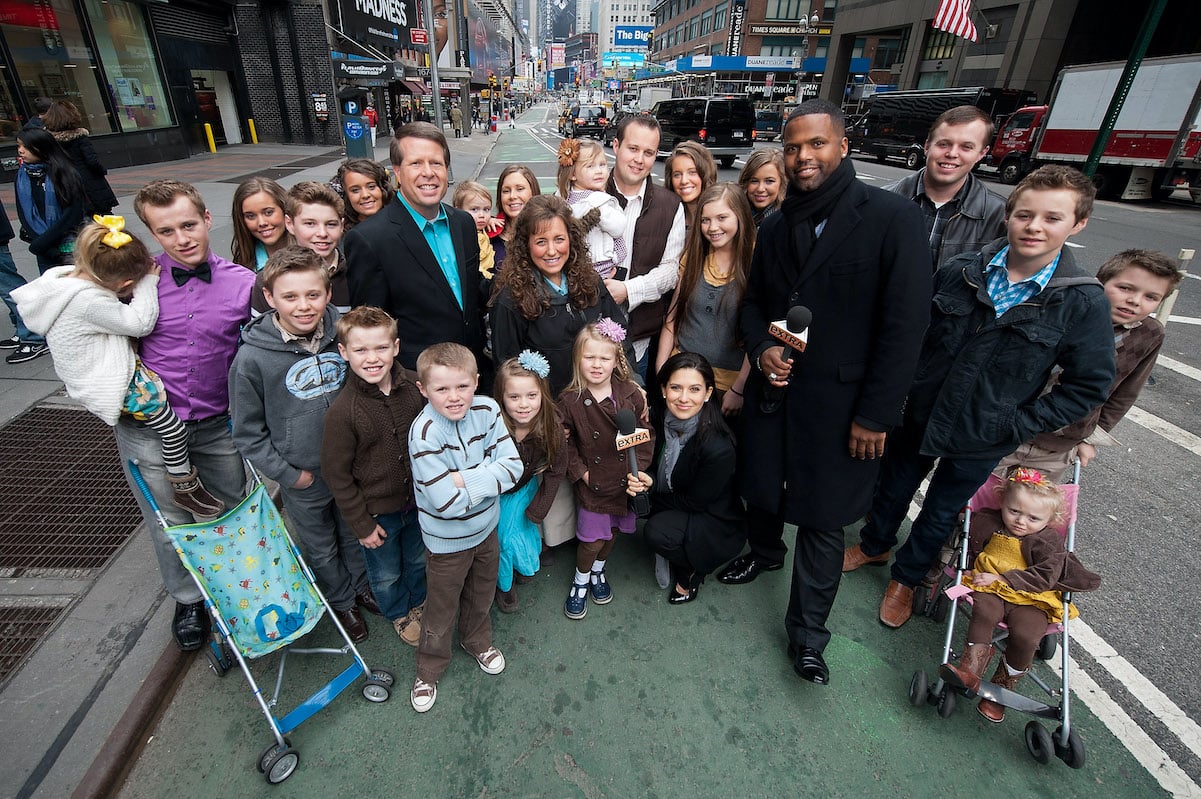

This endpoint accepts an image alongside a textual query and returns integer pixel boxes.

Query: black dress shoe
[334,606,369,643]
[668,584,699,604]
[172,601,207,651]
[791,645,830,685]
[356,590,383,616]
[715,555,783,585]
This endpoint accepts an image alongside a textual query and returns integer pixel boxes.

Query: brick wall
[234,1,342,147]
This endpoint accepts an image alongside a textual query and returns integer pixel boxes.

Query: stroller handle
[128,460,162,514]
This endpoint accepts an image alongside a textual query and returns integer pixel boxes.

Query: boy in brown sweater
[321,306,428,644]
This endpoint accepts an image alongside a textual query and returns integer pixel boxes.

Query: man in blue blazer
[345,123,489,386]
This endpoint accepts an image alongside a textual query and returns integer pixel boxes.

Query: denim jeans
[362,508,427,620]
[115,415,249,604]
[0,244,39,343]
[858,421,1000,587]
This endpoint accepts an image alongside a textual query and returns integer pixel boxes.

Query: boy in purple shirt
[115,180,256,651]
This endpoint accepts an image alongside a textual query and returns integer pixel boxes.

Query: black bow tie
[172,261,212,287]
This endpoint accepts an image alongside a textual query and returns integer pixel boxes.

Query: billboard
[465,0,513,82]
[613,25,652,48]
[602,51,646,68]
[550,43,566,69]
[337,0,418,52]
[725,0,746,57]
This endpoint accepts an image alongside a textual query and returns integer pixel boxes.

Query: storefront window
[1,0,116,133]
[85,0,172,131]
[0,68,21,144]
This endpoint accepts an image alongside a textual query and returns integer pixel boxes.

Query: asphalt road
[519,102,1201,787]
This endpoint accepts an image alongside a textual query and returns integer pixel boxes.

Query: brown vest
[606,175,682,340]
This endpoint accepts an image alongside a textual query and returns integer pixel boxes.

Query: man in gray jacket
[885,105,1006,271]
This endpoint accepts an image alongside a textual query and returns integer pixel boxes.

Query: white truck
[986,53,1201,201]
[639,87,673,111]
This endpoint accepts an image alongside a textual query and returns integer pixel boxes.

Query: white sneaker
[411,678,437,712]
[465,644,506,675]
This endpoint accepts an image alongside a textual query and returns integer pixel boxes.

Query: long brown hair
[495,164,541,223]
[494,356,561,467]
[231,177,292,270]
[738,148,786,218]
[663,141,717,216]
[490,194,600,319]
[673,183,755,345]
[335,158,392,228]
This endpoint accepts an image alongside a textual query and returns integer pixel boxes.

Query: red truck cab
[989,105,1047,184]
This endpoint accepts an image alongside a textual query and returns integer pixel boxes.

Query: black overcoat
[738,178,932,530]
[344,199,488,382]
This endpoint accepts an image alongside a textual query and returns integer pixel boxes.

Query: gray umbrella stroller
[129,461,395,785]
[908,462,1089,769]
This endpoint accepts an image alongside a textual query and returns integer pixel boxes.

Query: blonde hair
[564,322,633,395]
[416,341,477,384]
[73,220,154,289]
[452,180,492,209]
[995,467,1066,527]
[557,139,605,198]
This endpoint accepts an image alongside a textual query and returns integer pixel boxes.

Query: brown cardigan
[559,379,655,515]
[967,509,1101,593]
[513,431,566,523]
[320,362,425,539]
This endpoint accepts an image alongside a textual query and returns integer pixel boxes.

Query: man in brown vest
[604,115,686,379]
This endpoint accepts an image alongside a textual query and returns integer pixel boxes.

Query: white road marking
[1065,241,1085,248]
[1044,653,1201,797]
[1124,406,1201,457]
[1072,620,1201,763]
[1184,272,1200,281]
[1156,356,1201,382]
[1166,316,1201,326]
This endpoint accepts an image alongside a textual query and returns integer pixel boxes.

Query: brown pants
[967,592,1050,671]
[415,531,499,683]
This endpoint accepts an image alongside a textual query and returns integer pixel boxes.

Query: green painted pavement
[119,528,1165,799]
[476,128,575,196]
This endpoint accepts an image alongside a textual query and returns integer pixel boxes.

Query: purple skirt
[575,507,636,542]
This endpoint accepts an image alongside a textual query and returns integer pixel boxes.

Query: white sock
[591,559,606,576]
[1005,662,1025,676]
[573,569,589,586]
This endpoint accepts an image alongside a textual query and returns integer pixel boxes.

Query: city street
[2,104,1199,798]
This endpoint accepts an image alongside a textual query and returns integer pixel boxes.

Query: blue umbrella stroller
[908,462,1087,769]
[129,461,395,785]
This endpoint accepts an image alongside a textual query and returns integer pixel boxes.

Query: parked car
[651,96,756,168]
[755,109,783,141]
[563,104,608,138]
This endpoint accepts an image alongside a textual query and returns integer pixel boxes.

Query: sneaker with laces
[589,569,612,604]
[0,335,20,350]
[464,644,506,674]
[5,342,48,364]
[564,582,588,619]
[411,678,437,712]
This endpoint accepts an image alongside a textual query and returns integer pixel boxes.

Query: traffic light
[503,78,510,91]
[646,31,653,50]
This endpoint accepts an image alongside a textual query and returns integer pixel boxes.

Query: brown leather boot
[977,658,1026,723]
[939,642,995,697]
[169,467,226,519]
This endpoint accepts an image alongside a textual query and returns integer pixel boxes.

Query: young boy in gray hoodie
[228,245,375,642]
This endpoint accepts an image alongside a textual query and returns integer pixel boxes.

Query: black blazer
[345,198,487,380]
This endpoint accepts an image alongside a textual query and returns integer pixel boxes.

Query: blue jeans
[0,244,39,343]
[362,509,427,620]
[858,421,1000,587]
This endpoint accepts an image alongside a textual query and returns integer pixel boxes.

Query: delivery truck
[986,53,1201,201]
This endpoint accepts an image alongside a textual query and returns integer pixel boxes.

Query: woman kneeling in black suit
[627,352,746,603]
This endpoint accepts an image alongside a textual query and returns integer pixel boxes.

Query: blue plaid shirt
[984,245,1060,317]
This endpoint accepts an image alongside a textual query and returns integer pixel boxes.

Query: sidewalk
[0,127,498,799]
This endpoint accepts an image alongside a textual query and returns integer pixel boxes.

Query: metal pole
[422,0,446,132]
[1081,0,1167,177]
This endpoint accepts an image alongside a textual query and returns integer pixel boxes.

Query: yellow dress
[971,533,1077,623]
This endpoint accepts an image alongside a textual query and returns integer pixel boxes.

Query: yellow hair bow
[94,214,132,249]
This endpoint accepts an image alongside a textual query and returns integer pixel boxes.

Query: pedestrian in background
[0,197,46,363]
[14,128,85,274]
[43,100,118,216]
[449,103,463,139]
[364,104,378,149]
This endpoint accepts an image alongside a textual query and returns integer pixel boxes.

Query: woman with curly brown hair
[489,194,632,394]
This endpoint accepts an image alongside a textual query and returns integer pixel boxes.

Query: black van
[651,96,756,168]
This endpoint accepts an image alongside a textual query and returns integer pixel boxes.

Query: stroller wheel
[1037,634,1058,661]
[362,679,391,703]
[931,592,950,623]
[370,668,395,687]
[1024,721,1054,764]
[936,687,957,718]
[263,747,300,784]
[911,585,928,616]
[908,670,929,707]
[257,737,292,773]
[204,643,229,678]
[1054,725,1086,769]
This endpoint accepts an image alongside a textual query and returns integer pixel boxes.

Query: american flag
[933,0,979,42]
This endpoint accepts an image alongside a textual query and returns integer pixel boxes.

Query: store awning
[398,80,428,95]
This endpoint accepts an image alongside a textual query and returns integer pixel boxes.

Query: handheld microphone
[615,408,652,516]
[759,305,812,415]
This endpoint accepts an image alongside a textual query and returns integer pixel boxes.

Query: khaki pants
[415,531,499,683]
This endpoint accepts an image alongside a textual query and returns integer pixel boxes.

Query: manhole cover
[0,604,70,683]
[0,407,142,574]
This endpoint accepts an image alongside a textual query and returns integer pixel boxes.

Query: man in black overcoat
[718,100,931,683]
[344,122,490,387]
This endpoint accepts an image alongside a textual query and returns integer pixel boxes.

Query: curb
[68,643,194,799]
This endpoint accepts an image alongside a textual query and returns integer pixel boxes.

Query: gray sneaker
[0,335,20,350]
[5,342,48,364]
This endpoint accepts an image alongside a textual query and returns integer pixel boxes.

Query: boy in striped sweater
[408,342,523,713]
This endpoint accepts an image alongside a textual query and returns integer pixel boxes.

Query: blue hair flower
[517,349,550,379]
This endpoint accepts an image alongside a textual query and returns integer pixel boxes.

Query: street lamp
[792,9,821,101]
